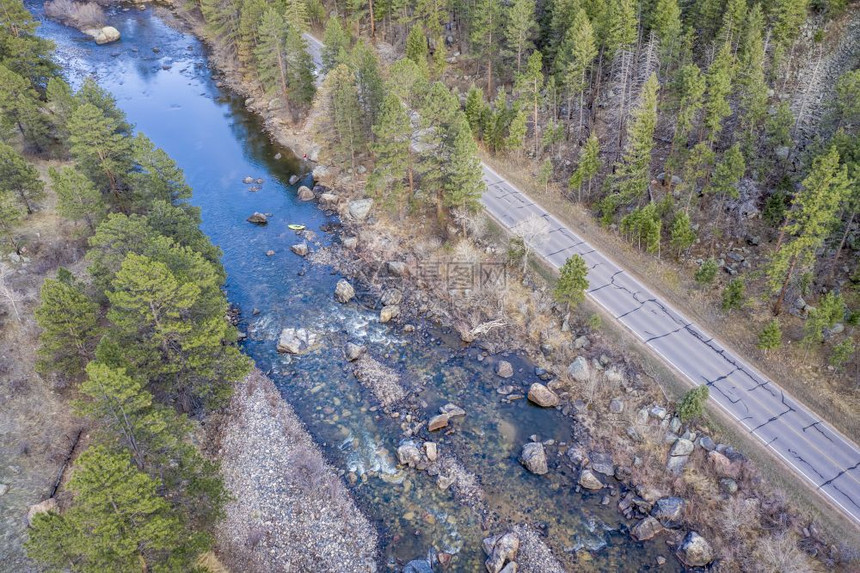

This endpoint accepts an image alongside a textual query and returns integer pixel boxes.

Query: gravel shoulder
[212,369,378,572]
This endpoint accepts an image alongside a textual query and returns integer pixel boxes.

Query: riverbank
[154,3,852,570]
[209,369,379,572]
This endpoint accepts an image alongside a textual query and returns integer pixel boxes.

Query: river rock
[666,438,694,474]
[27,498,57,526]
[574,335,591,349]
[388,261,408,276]
[345,342,365,361]
[651,497,685,527]
[428,414,449,431]
[243,176,254,184]
[496,360,514,378]
[631,516,664,541]
[319,193,338,208]
[334,279,355,303]
[698,435,716,451]
[708,450,740,479]
[424,442,438,462]
[403,560,433,573]
[588,452,615,476]
[578,469,604,490]
[276,328,318,354]
[247,212,267,224]
[520,442,548,475]
[609,398,624,413]
[527,383,559,407]
[290,242,308,256]
[297,185,314,201]
[567,356,590,382]
[676,531,714,567]
[348,198,373,221]
[381,289,403,306]
[312,164,330,181]
[486,532,520,573]
[289,174,299,185]
[440,403,466,418]
[499,563,517,573]
[380,305,400,323]
[89,26,120,45]
[342,236,358,249]
[397,442,421,467]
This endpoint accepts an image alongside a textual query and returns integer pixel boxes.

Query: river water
[31,4,678,571]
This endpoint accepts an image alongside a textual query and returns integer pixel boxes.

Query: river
[30,4,678,570]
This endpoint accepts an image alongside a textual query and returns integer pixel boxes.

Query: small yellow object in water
[288,224,306,231]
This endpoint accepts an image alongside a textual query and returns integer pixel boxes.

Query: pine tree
[417,81,460,220]
[0,192,23,254]
[695,258,719,284]
[254,9,290,100]
[504,0,537,72]
[704,43,735,144]
[757,319,783,351]
[736,4,769,148]
[770,0,810,67]
[0,141,44,214]
[74,78,132,136]
[26,446,200,571]
[514,50,544,155]
[604,0,637,61]
[327,64,365,172]
[769,146,850,313]
[444,113,485,229]
[67,102,133,201]
[717,0,747,51]
[369,93,413,216]
[236,0,266,66]
[556,9,596,134]
[387,58,428,107]
[709,143,746,200]
[49,167,104,232]
[469,0,501,95]
[678,142,715,211]
[34,272,100,380]
[405,25,429,77]
[803,291,844,346]
[678,385,709,421]
[834,69,860,127]
[652,0,682,69]
[621,202,662,254]
[464,85,486,138]
[352,41,385,140]
[321,17,350,73]
[555,254,589,308]
[670,211,696,256]
[612,73,659,206]
[284,0,310,32]
[569,132,600,201]
[200,0,242,55]
[129,133,192,209]
[722,277,746,310]
[505,107,528,153]
[0,64,50,150]
[670,64,706,169]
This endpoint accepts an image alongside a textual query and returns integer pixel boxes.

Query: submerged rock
[578,469,604,490]
[527,383,559,407]
[288,174,299,185]
[485,532,520,573]
[403,560,433,573]
[290,243,308,256]
[246,212,267,224]
[380,305,400,323]
[630,516,664,541]
[520,442,548,475]
[397,442,421,467]
[676,531,714,567]
[345,342,365,362]
[440,403,466,418]
[334,279,355,304]
[496,360,514,378]
[424,442,438,462]
[428,414,449,431]
[297,185,314,201]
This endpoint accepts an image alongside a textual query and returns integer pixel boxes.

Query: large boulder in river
[485,532,520,573]
[86,26,120,45]
[334,279,355,303]
[630,516,664,541]
[527,383,559,407]
[676,531,714,567]
[290,243,308,256]
[520,442,548,475]
[297,185,314,201]
[247,212,267,224]
[276,328,318,354]
[348,198,373,221]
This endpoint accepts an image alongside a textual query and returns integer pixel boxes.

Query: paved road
[303,33,860,525]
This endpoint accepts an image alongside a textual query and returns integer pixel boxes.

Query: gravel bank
[214,370,378,572]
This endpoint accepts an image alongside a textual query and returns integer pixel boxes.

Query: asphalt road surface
[303,33,860,526]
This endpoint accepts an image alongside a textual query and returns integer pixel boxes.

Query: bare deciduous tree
[511,214,550,274]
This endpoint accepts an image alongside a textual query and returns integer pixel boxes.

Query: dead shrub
[749,532,815,573]
[44,0,106,30]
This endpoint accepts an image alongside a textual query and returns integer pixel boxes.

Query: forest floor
[0,159,89,572]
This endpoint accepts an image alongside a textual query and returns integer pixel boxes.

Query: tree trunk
[368,0,375,39]
[828,206,857,282]
[773,254,797,315]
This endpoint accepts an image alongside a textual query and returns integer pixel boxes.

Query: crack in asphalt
[819,461,860,490]
[789,448,828,482]
[830,483,860,511]
[803,421,835,444]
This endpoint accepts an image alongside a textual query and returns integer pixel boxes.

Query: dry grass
[44,0,106,30]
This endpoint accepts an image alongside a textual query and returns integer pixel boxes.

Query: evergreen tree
[769,146,850,313]
[504,0,537,72]
[255,9,291,101]
[803,291,844,346]
[49,166,105,232]
[0,141,44,214]
[704,43,734,144]
[770,0,810,66]
[321,17,349,73]
[514,50,544,155]
[444,113,485,229]
[695,257,719,284]
[34,273,100,380]
[652,0,682,69]
[200,0,242,56]
[555,254,589,308]
[829,338,855,369]
[569,132,600,201]
[469,0,501,95]
[236,0,266,66]
[369,93,413,216]
[505,107,529,153]
[709,143,746,200]
[612,73,659,206]
[284,0,310,31]
[417,81,460,219]
[604,0,637,61]
[722,277,746,310]
[669,64,706,171]
[327,64,365,172]
[678,385,709,421]
[717,0,747,51]
[0,64,50,150]
[736,4,769,148]
[74,78,132,136]
[405,25,429,77]
[129,133,192,208]
[464,85,486,138]
[757,319,783,351]
[556,9,596,134]
[352,41,385,140]
[834,69,860,127]
[26,446,195,572]
[670,211,696,256]
[67,102,133,201]
[0,192,23,254]
[387,58,428,107]
[621,202,662,254]
[46,77,76,142]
